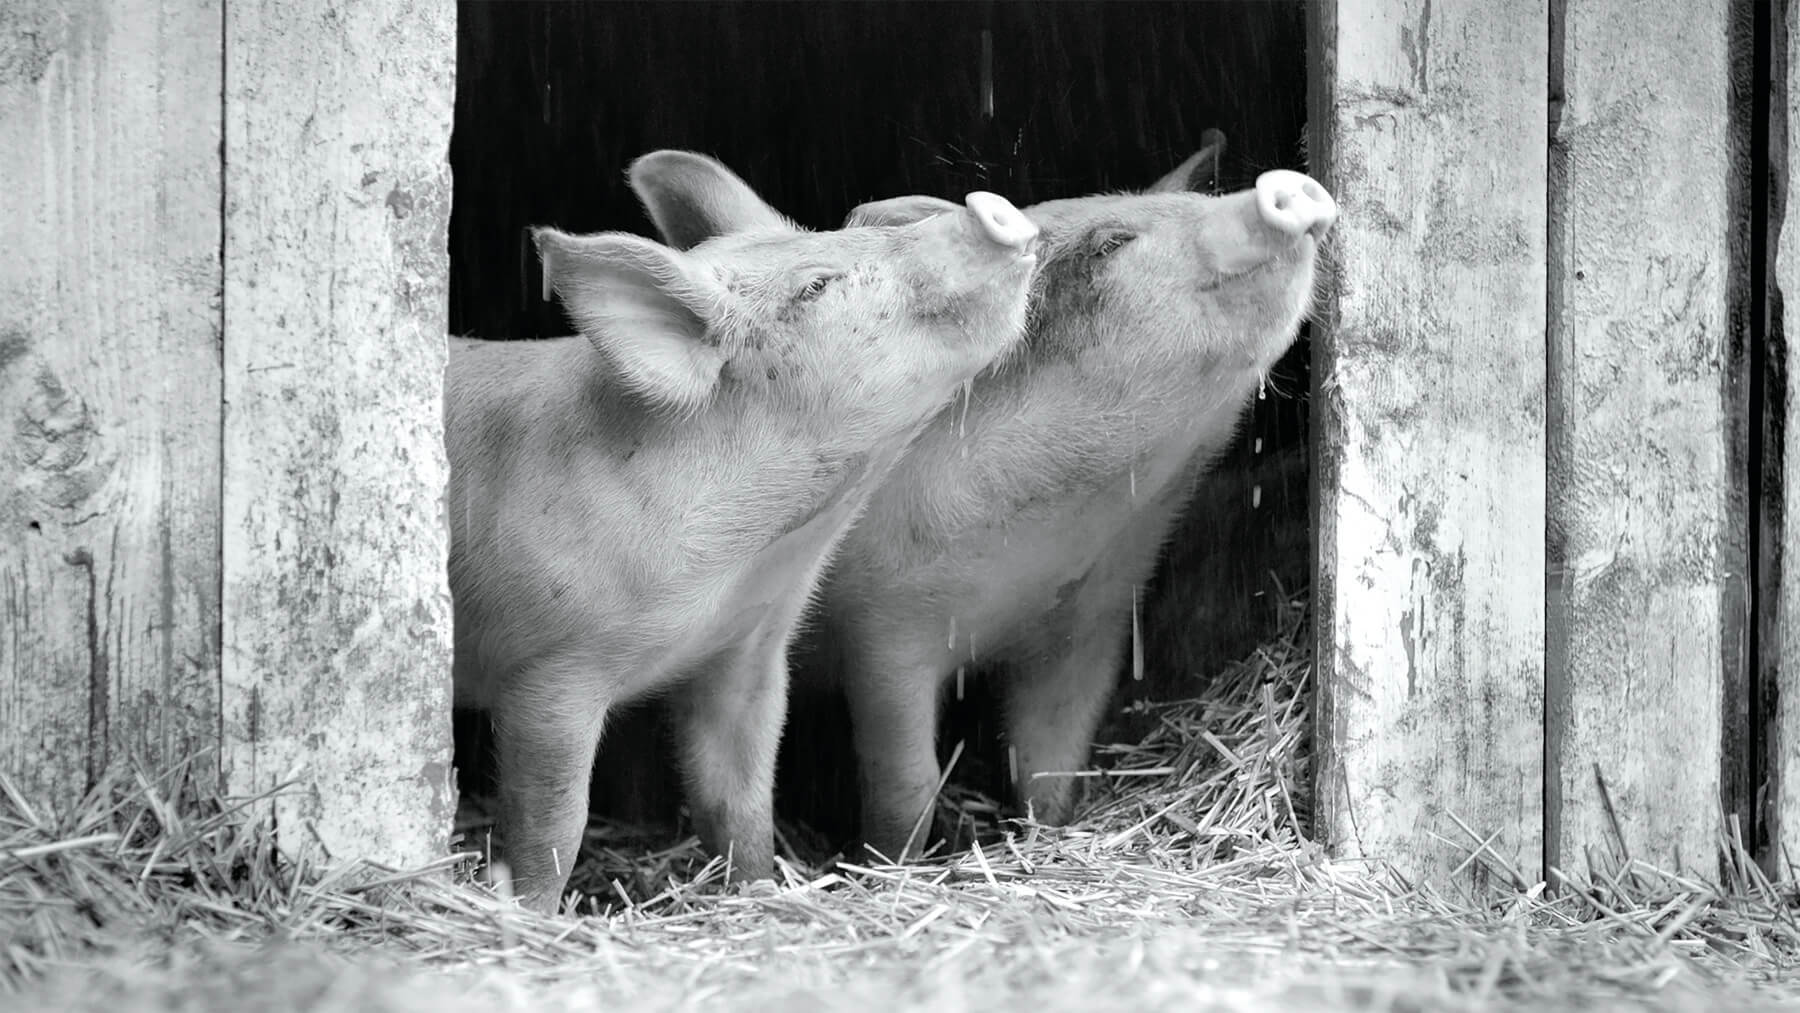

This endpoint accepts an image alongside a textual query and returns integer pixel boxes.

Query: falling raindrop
[956,666,966,701]
[1131,587,1144,681]
[980,29,995,121]
[1252,484,1262,509]
[947,614,958,650]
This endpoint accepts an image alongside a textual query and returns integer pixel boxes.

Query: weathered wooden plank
[1775,0,1800,878]
[1546,0,1738,878]
[1310,0,1547,885]
[222,0,455,867]
[0,1,223,806]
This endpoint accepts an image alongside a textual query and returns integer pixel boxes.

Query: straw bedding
[5,593,1798,1011]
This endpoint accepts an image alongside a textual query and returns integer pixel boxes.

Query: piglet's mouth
[1196,236,1314,292]
[968,249,1040,291]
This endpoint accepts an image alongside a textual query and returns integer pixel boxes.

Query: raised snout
[905,190,1040,307]
[1202,170,1337,278]
[964,191,1040,252]
[1253,170,1337,240]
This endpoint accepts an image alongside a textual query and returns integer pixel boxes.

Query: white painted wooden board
[0,1,223,806]
[1777,0,1800,879]
[1547,0,1735,878]
[222,0,456,868]
[1310,0,1547,887]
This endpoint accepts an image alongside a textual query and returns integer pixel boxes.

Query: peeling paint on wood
[0,1,223,807]
[1310,0,1547,885]
[221,0,455,868]
[1547,0,1739,877]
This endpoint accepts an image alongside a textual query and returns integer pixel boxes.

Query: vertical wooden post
[0,1,224,805]
[1546,0,1741,878]
[1775,0,1800,879]
[1310,0,1548,885]
[222,0,455,867]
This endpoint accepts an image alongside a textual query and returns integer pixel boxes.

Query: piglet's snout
[1253,170,1337,240]
[964,191,1039,251]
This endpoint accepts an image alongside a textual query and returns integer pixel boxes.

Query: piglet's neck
[576,363,903,564]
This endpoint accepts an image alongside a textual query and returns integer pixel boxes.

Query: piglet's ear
[534,227,727,411]
[1146,128,1228,195]
[843,195,962,229]
[628,150,797,251]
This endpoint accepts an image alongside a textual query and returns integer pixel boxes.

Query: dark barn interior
[448,0,1312,858]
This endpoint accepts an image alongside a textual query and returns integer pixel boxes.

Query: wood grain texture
[1776,0,1800,877]
[1546,0,1738,877]
[222,0,454,867]
[1310,0,1547,885]
[0,1,222,806]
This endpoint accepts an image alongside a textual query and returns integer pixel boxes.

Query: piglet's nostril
[1253,169,1338,240]
[964,191,1040,250]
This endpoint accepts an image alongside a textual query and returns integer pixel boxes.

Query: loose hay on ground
[5,592,1799,1011]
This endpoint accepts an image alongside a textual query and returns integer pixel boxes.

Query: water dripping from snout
[1128,410,1138,500]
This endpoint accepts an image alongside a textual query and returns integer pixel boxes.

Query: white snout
[964,191,1039,251]
[1254,170,1338,239]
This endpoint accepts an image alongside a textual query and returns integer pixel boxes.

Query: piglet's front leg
[842,634,948,864]
[493,661,609,915]
[669,633,790,882]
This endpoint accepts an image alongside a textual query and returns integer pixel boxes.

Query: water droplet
[1131,588,1144,682]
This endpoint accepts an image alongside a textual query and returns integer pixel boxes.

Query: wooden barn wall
[6,0,1792,884]
[1,0,456,870]
[1309,1,1548,885]
[448,0,1313,838]
[1546,0,1748,878]
[0,2,224,807]
[1775,0,1800,876]
[221,0,456,869]
[1313,0,1779,885]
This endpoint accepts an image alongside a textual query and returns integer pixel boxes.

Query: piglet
[447,160,1039,910]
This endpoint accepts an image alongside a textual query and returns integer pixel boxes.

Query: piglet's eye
[796,273,843,302]
[1093,232,1137,258]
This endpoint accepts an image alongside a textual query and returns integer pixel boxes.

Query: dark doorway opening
[448,0,1310,866]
